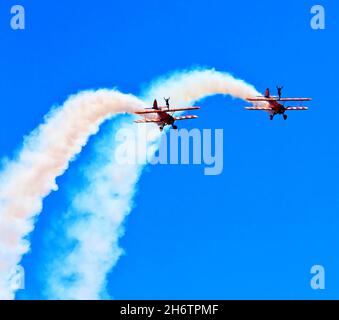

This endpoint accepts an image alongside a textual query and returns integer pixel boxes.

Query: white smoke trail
[44,68,261,299]
[144,68,260,105]
[43,119,157,299]
[0,89,145,299]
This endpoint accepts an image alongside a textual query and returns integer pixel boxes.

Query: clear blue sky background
[0,0,338,299]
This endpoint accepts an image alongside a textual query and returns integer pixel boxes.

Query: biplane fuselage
[156,108,175,125]
[266,99,286,115]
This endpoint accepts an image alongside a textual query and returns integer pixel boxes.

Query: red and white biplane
[245,87,311,120]
[134,98,200,131]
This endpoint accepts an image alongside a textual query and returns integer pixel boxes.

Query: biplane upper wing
[134,106,200,114]
[278,98,312,101]
[246,97,275,102]
[135,110,162,114]
[134,115,198,123]
[173,115,198,121]
[165,106,200,112]
[247,97,311,102]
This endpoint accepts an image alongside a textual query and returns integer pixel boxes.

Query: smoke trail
[0,89,144,299]
[144,68,260,105]
[44,68,261,299]
[43,119,158,299]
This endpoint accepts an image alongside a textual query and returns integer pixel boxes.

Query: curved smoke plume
[43,69,260,299]
[0,89,145,299]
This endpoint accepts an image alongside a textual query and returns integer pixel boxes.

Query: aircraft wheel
[269,115,274,120]
[283,114,288,120]
[172,125,178,130]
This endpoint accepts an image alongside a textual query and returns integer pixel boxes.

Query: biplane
[245,87,311,120]
[134,98,200,131]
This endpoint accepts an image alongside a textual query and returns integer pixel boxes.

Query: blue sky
[0,0,338,299]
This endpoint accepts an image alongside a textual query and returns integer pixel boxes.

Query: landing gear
[269,115,274,120]
[172,124,178,130]
[283,114,288,120]
[159,126,164,132]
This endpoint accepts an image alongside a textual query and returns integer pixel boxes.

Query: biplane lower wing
[245,106,271,110]
[134,119,160,123]
[245,106,308,111]
[284,106,309,110]
[173,115,198,121]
